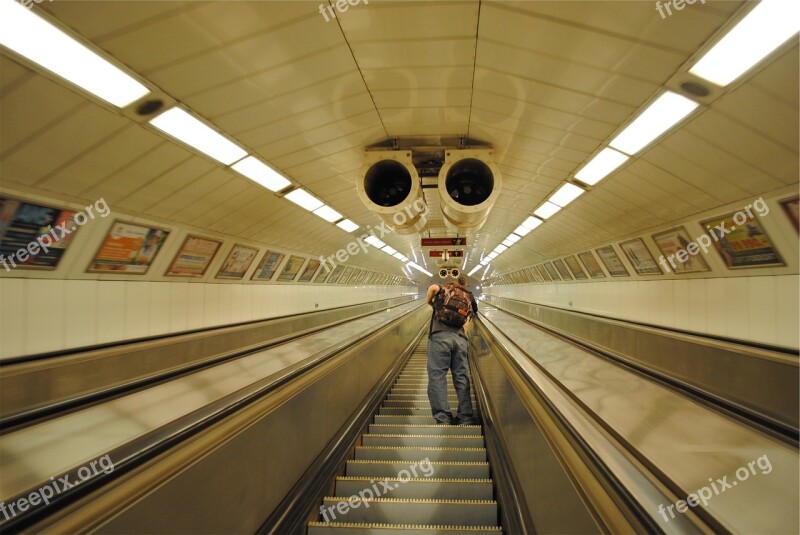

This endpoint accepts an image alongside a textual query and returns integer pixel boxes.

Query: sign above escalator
[421,237,466,247]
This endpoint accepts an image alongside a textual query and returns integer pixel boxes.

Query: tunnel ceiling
[0,0,797,282]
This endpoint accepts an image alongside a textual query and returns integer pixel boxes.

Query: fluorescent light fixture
[312,205,342,223]
[493,244,509,255]
[549,183,585,207]
[609,91,699,155]
[407,262,432,276]
[284,189,324,212]
[514,224,534,237]
[689,0,800,87]
[0,1,150,107]
[231,156,291,192]
[521,216,543,231]
[383,246,398,256]
[468,265,482,276]
[392,252,406,261]
[534,201,561,220]
[505,233,521,244]
[574,148,629,186]
[502,238,514,247]
[336,219,359,233]
[479,259,490,266]
[364,236,386,249]
[150,108,247,165]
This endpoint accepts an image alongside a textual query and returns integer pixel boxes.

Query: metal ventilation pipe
[357,151,427,235]
[437,149,502,233]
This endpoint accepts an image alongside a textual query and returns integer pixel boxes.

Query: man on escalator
[424,276,477,425]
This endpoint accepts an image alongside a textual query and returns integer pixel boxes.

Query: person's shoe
[435,418,451,425]
[457,417,477,425]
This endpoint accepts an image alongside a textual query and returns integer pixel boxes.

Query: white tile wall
[0,279,412,359]
[485,275,800,349]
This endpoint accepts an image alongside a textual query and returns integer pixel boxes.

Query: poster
[338,266,353,284]
[620,238,662,275]
[297,259,321,282]
[543,261,561,280]
[166,235,222,277]
[216,244,258,279]
[577,251,606,278]
[595,245,630,277]
[564,256,588,279]
[533,264,549,282]
[356,270,371,284]
[779,196,799,233]
[324,264,346,283]
[347,268,363,284]
[553,259,573,280]
[699,212,784,269]
[651,227,710,274]
[277,255,307,281]
[524,266,541,282]
[252,251,285,281]
[89,220,169,274]
[0,197,78,270]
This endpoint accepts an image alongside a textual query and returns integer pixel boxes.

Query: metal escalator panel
[308,342,502,534]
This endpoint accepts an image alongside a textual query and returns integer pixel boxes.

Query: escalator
[308,339,502,534]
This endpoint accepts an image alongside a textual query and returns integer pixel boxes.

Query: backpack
[433,283,473,328]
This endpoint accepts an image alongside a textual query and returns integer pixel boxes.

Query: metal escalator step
[379,408,442,415]
[319,497,497,526]
[387,394,473,400]
[368,424,482,436]
[354,446,486,462]
[374,415,446,425]
[308,522,502,535]
[382,401,475,407]
[345,460,490,479]
[362,434,484,448]
[334,477,494,500]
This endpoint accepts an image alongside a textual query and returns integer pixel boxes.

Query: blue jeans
[427,331,474,424]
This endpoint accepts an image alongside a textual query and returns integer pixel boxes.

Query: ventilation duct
[357,150,427,235]
[437,149,501,233]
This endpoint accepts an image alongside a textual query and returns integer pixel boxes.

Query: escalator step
[308,522,502,535]
[318,497,497,526]
[362,434,484,448]
[368,424,482,436]
[374,415,448,424]
[379,408,444,415]
[354,446,486,462]
[345,460,490,479]
[334,477,494,500]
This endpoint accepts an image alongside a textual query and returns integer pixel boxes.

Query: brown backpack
[433,283,473,328]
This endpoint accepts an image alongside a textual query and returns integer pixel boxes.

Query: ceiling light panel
[150,108,247,165]
[573,148,629,186]
[284,189,324,212]
[533,201,561,220]
[231,157,292,192]
[549,183,585,208]
[609,91,699,155]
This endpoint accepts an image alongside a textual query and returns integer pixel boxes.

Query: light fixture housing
[284,189,324,212]
[312,205,343,223]
[609,91,699,155]
[505,233,522,244]
[231,157,291,192]
[549,183,585,208]
[336,219,359,233]
[533,201,561,220]
[364,236,387,249]
[150,108,247,165]
[574,148,629,186]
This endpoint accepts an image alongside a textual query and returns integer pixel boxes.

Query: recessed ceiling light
[493,244,509,254]
[689,0,800,87]
[468,265,482,275]
[533,201,561,220]
[502,238,514,247]
[521,216,543,231]
[336,219,359,233]
[231,156,291,192]
[609,91,699,155]
[284,189,324,212]
[364,236,386,249]
[0,1,150,108]
[383,246,398,256]
[312,205,343,223]
[514,224,533,236]
[549,183,585,208]
[150,108,247,165]
[505,233,521,244]
[407,262,432,276]
[574,148,629,186]
[392,252,406,261]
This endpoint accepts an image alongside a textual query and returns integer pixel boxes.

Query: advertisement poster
[543,261,561,280]
[166,235,222,277]
[651,227,710,274]
[553,258,573,280]
[779,196,799,233]
[338,266,353,284]
[324,264,345,283]
[0,197,78,270]
[524,267,541,282]
[277,255,307,281]
[297,259,321,282]
[216,244,258,279]
[347,268,363,284]
[699,213,784,269]
[251,251,285,281]
[595,245,630,277]
[356,270,371,284]
[564,256,588,279]
[577,251,606,278]
[89,220,169,274]
[536,264,552,281]
[620,238,662,275]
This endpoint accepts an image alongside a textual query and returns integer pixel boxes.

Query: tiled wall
[484,275,799,349]
[0,278,413,359]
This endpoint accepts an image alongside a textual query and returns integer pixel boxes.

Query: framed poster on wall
[338,266,353,284]
[595,245,629,277]
[577,251,606,278]
[779,196,799,233]
[553,259,573,280]
[699,212,784,269]
[324,264,345,283]
[166,235,222,277]
[0,197,79,270]
[535,264,552,281]
[543,261,561,281]
[651,227,710,274]
[297,259,321,282]
[88,220,169,274]
[216,244,258,279]
[251,251,285,281]
[277,255,307,281]
[564,256,588,279]
[619,238,662,275]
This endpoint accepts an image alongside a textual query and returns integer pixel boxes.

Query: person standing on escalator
[425,276,478,425]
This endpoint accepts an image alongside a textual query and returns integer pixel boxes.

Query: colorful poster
[577,251,606,278]
[595,245,630,277]
[89,221,169,274]
[544,261,561,280]
[165,235,221,277]
[620,238,662,275]
[347,268,363,284]
[699,213,784,269]
[553,258,573,280]
[324,264,345,283]
[564,256,588,279]
[536,264,552,282]
[651,227,710,274]
[779,196,799,233]
[297,259,321,282]
[338,266,353,284]
[252,251,285,281]
[277,255,307,281]
[0,197,78,270]
[215,244,258,279]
